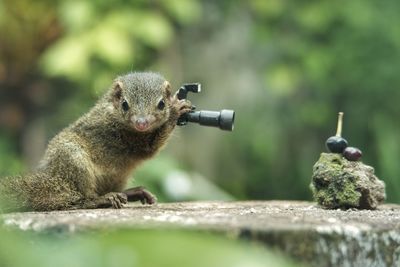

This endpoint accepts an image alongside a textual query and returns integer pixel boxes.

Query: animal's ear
[112,81,123,107]
[163,80,171,98]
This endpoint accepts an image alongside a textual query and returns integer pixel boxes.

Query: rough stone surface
[1,201,400,267]
[310,153,386,209]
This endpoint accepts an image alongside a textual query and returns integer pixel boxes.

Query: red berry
[343,147,362,161]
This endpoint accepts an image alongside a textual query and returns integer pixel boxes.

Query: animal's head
[110,72,172,132]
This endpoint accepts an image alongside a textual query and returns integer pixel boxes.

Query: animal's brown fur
[0,72,191,212]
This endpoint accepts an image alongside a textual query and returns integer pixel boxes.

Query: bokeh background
[2,0,400,204]
[2,1,400,266]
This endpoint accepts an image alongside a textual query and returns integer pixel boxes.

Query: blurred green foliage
[0,133,24,176]
[241,0,400,202]
[2,0,400,265]
[0,228,298,267]
[1,0,400,203]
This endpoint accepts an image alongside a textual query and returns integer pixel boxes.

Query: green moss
[310,153,363,209]
[333,174,361,208]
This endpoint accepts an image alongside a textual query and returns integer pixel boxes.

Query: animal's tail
[0,173,82,213]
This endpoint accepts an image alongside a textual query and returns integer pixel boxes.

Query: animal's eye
[122,100,129,111]
[157,99,165,110]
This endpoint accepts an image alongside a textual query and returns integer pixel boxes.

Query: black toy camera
[176,83,235,131]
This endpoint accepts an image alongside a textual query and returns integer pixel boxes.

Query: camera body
[176,83,235,131]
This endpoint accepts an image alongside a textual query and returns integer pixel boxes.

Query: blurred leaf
[59,1,96,33]
[303,48,333,86]
[249,0,285,17]
[40,36,91,79]
[265,65,299,96]
[92,25,134,66]
[342,1,375,29]
[132,11,173,48]
[0,229,299,267]
[161,0,202,24]
[296,2,338,32]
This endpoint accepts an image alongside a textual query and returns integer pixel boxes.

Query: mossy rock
[310,153,386,209]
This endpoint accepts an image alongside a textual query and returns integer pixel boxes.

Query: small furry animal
[0,72,191,212]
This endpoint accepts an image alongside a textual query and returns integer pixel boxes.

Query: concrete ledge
[2,201,400,266]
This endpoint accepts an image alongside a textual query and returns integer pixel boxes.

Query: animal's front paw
[171,93,192,117]
[123,186,157,205]
[104,192,128,209]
